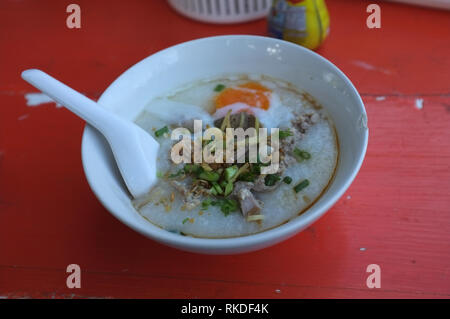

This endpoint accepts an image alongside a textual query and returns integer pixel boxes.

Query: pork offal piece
[232,182,263,217]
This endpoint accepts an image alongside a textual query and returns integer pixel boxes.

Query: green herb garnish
[220,180,228,188]
[279,129,293,139]
[264,174,281,186]
[201,198,212,210]
[168,169,184,178]
[212,198,239,216]
[214,84,226,92]
[184,164,202,175]
[238,163,261,182]
[238,172,256,182]
[283,176,292,184]
[182,218,189,224]
[293,179,310,193]
[299,150,311,159]
[224,165,239,181]
[198,171,220,182]
[155,126,169,137]
[224,182,234,196]
[293,148,312,162]
[251,163,261,175]
[212,182,224,195]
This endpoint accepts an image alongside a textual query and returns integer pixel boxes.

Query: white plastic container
[168,0,273,24]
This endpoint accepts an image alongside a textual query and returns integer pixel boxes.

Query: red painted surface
[0,0,449,299]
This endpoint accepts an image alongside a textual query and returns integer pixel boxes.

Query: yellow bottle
[268,0,330,50]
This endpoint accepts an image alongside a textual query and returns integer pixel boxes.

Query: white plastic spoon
[21,69,160,198]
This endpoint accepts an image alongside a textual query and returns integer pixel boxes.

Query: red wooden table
[0,0,449,299]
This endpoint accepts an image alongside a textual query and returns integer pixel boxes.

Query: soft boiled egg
[212,81,294,129]
[215,82,271,110]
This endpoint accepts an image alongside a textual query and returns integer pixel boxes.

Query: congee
[133,74,338,238]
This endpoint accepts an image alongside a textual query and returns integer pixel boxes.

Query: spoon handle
[21,69,160,198]
[21,69,124,133]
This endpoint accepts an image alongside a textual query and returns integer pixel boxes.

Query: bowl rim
[81,35,368,251]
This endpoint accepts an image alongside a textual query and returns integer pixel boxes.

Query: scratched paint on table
[24,93,61,107]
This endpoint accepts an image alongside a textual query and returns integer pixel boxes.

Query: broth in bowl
[132,74,338,238]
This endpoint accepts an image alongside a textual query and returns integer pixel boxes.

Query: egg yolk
[214,82,271,110]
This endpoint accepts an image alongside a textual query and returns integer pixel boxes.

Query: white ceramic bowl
[81,35,368,254]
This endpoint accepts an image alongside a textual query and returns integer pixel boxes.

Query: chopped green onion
[198,171,220,182]
[293,148,311,162]
[202,198,212,210]
[155,126,169,137]
[238,172,256,182]
[251,163,261,175]
[294,179,310,193]
[229,163,249,183]
[238,163,264,182]
[300,150,311,159]
[224,165,239,181]
[184,164,202,175]
[212,198,238,216]
[168,169,184,178]
[293,148,304,162]
[222,199,238,216]
[212,182,223,195]
[264,174,281,186]
[214,84,226,92]
[156,171,164,178]
[224,182,234,196]
[283,176,293,184]
[279,129,293,139]
[182,218,189,224]
[201,163,213,171]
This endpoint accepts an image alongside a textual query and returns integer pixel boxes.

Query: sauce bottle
[268,0,330,50]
